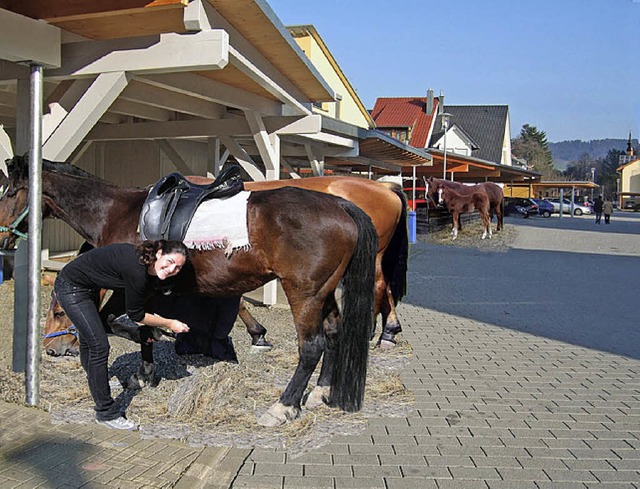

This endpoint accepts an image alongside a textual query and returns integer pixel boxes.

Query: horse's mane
[8,154,127,189]
[43,159,99,180]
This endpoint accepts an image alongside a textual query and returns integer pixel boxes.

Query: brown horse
[426,177,503,233]
[426,177,493,240]
[41,175,409,355]
[0,155,378,426]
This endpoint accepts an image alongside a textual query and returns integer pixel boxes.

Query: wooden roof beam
[138,73,281,115]
[0,8,61,68]
[45,30,228,78]
[7,0,188,22]
[85,115,321,141]
[121,80,226,119]
[229,46,309,116]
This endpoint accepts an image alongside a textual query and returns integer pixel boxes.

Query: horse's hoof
[257,403,299,426]
[127,373,143,391]
[304,386,330,409]
[379,339,396,349]
[251,336,273,352]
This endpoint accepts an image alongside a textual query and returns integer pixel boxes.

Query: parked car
[546,198,592,215]
[503,197,538,218]
[531,198,554,218]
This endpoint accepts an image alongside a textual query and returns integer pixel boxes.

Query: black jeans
[54,277,121,421]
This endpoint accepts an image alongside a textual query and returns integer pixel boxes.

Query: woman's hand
[142,313,190,334]
[168,319,190,334]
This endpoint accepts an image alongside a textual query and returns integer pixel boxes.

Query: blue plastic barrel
[408,210,417,244]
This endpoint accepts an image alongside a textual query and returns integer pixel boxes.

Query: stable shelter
[0,0,432,253]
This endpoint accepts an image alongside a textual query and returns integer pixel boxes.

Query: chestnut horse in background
[0,155,378,426]
[426,177,503,233]
[426,177,494,240]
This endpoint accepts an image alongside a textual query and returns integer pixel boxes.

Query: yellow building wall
[620,159,640,193]
[503,184,532,198]
[292,33,371,129]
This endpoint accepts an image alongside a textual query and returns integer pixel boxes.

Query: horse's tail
[383,186,409,305]
[330,200,378,412]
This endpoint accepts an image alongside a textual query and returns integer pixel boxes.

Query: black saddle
[139,165,244,242]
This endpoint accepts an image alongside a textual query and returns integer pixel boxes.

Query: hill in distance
[550,138,638,170]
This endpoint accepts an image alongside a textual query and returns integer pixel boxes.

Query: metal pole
[26,63,43,406]
[412,165,416,211]
[442,130,447,180]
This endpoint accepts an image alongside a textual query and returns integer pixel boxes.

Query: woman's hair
[136,240,189,266]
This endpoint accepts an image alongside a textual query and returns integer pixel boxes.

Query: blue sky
[267,0,638,143]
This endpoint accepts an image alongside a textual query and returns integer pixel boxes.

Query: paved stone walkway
[1,212,639,488]
[234,213,640,488]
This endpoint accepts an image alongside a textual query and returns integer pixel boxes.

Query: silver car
[547,198,592,216]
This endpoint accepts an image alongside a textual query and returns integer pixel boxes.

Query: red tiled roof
[370,97,439,148]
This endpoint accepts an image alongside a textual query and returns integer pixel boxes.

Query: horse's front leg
[452,213,459,240]
[238,298,273,351]
[127,342,158,389]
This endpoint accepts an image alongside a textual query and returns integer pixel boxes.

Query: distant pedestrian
[593,195,603,224]
[603,198,614,224]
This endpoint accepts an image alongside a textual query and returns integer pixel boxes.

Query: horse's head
[43,290,80,357]
[0,155,30,249]
[424,177,444,207]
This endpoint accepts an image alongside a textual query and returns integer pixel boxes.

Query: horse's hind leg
[305,295,340,408]
[378,286,402,348]
[481,211,492,240]
[258,298,325,426]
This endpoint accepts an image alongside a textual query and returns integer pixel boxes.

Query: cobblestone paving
[1,213,639,488]
[233,214,640,488]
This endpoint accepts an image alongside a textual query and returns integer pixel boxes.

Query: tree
[511,124,558,179]
[562,148,623,199]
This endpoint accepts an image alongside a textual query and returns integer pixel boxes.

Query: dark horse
[0,155,378,426]
[42,176,409,354]
[426,177,492,240]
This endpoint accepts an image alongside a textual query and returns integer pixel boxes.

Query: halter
[43,324,78,340]
[0,205,29,240]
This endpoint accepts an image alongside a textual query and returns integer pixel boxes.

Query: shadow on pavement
[404,240,640,360]
[506,212,640,235]
[4,437,100,487]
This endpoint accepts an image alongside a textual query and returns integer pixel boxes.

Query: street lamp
[441,112,452,180]
[591,167,596,200]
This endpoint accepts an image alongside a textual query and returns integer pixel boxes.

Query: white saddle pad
[183,191,251,255]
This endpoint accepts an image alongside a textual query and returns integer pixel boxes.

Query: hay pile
[0,282,414,454]
[422,219,517,251]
